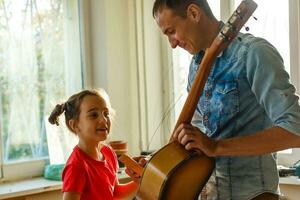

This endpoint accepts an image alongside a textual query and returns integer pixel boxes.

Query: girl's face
[72,95,111,144]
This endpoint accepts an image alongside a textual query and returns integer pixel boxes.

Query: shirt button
[204,115,208,120]
[205,91,209,97]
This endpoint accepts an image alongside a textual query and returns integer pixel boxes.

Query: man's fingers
[178,128,195,144]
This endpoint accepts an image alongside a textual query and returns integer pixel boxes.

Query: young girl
[48,89,137,200]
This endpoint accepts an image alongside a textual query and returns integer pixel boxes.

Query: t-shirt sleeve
[105,145,119,172]
[62,163,86,193]
[246,38,300,136]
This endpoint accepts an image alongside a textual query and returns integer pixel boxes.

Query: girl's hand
[125,156,147,184]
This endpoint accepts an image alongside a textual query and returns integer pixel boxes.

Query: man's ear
[69,119,79,133]
[187,4,202,22]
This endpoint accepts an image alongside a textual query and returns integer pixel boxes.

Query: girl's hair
[152,0,214,19]
[48,88,112,134]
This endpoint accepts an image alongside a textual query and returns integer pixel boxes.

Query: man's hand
[172,123,218,157]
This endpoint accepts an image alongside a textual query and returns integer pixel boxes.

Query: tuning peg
[245,26,250,31]
[252,16,257,20]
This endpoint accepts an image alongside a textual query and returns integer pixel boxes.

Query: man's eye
[167,30,175,34]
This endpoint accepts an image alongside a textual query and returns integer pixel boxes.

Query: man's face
[154,7,202,54]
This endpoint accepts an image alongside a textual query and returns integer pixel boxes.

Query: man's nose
[168,36,178,48]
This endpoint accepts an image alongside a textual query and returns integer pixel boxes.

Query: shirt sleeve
[62,163,86,193]
[246,38,300,136]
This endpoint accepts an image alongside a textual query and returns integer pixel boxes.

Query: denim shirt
[188,32,300,200]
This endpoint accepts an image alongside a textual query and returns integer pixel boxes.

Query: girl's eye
[88,110,110,119]
[103,111,110,118]
[90,113,99,118]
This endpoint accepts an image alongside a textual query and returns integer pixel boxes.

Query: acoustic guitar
[120,0,257,199]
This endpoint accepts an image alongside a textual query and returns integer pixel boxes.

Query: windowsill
[279,176,300,186]
[0,170,130,199]
[0,177,62,199]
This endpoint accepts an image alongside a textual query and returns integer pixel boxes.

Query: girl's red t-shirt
[62,145,118,200]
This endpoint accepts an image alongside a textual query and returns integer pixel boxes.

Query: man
[128,0,300,200]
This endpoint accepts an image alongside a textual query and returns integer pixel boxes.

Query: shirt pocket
[211,80,239,131]
[215,81,237,94]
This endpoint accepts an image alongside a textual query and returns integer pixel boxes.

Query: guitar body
[138,142,214,200]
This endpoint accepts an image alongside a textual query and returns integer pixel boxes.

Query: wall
[86,0,172,155]
[88,0,138,155]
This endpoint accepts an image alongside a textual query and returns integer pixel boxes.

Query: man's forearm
[214,126,300,156]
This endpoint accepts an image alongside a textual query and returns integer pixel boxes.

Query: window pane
[0,0,82,163]
[234,0,290,73]
[209,0,220,20]
[172,48,191,119]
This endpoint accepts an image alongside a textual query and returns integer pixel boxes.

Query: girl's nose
[99,111,108,123]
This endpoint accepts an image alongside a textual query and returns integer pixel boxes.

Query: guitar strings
[146,88,187,152]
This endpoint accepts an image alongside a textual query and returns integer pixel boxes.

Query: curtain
[0,0,79,162]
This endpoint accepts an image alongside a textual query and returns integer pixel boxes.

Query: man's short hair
[152,0,214,19]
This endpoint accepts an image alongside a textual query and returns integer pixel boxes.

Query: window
[0,0,83,181]
[172,1,221,119]
[234,0,290,73]
[172,0,299,165]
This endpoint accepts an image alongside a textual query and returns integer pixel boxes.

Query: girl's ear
[69,119,79,133]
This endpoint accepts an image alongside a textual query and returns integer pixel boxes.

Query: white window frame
[289,0,300,91]
[0,0,87,182]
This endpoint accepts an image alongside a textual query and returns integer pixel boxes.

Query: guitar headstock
[218,0,257,43]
